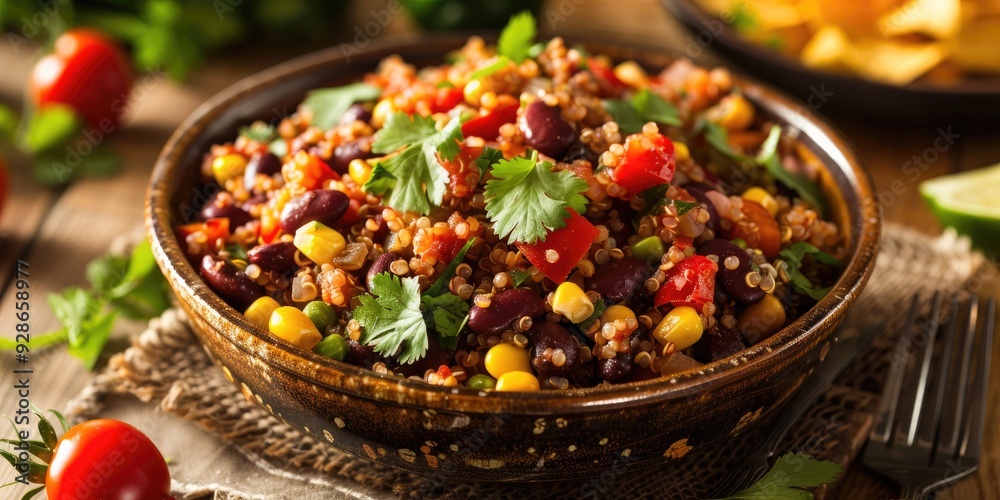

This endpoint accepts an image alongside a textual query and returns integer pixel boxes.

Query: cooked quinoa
[179,16,844,391]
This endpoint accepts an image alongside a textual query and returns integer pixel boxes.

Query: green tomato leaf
[303,83,382,130]
[46,288,99,348]
[87,253,130,296]
[23,104,83,154]
[0,103,18,143]
[67,310,117,370]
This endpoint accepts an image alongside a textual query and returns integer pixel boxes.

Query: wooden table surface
[1,1,998,498]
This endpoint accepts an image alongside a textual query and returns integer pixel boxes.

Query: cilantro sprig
[484,150,589,244]
[720,452,843,499]
[497,11,536,63]
[604,89,681,135]
[0,241,171,369]
[778,242,842,301]
[302,83,382,130]
[364,112,464,215]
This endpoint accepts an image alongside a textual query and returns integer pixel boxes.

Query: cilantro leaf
[474,147,504,176]
[497,11,536,63]
[604,89,681,135]
[509,269,532,287]
[470,57,511,80]
[484,150,589,244]
[673,199,697,216]
[366,113,464,214]
[422,292,469,348]
[723,452,843,499]
[579,299,607,331]
[355,273,428,364]
[303,83,382,130]
[778,242,841,301]
[67,310,118,370]
[47,288,100,348]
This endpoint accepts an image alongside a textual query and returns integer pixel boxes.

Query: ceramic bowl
[146,34,880,481]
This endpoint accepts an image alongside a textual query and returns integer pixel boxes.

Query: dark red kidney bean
[596,353,634,382]
[345,338,394,369]
[200,255,264,310]
[247,242,297,271]
[519,100,575,158]
[683,185,723,237]
[329,138,374,174]
[279,189,350,233]
[468,289,546,336]
[200,193,252,227]
[243,152,283,189]
[529,322,580,378]
[698,239,764,305]
[588,256,654,303]
[339,103,373,126]
[692,323,746,363]
[366,252,398,291]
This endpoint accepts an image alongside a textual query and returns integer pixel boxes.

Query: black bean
[529,322,580,378]
[588,256,653,303]
[339,103,373,126]
[697,239,764,305]
[683,185,723,238]
[561,142,598,164]
[329,138,374,174]
[692,323,746,363]
[596,353,634,382]
[468,289,546,336]
[279,189,350,233]
[397,343,453,376]
[247,242,297,271]
[200,255,264,310]
[200,193,252,227]
[243,152,283,189]
[366,252,398,291]
[519,100,575,158]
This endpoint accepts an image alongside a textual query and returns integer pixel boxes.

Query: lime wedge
[920,163,1000,258]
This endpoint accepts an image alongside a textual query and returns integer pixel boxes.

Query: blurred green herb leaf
[722,452,843,499]
[497,11,536,63]
[303,83,382,130]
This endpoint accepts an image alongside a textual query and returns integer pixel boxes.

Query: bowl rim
[146,32,880,415]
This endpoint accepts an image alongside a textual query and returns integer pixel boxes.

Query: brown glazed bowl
[146,34,879,481]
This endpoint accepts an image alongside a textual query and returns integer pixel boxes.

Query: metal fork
[862,292,995,499]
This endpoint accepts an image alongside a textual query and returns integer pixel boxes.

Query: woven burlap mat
[63,224,986,499]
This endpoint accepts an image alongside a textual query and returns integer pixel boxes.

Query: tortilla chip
[879,0,962,39]
[800,24,854,72]
[814,0,904,38]
[847,40,948,84]
[948,17,1000,73]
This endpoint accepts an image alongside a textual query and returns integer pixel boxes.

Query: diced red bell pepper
[516,210,599,284]
[282,151,339,192]
[655,255,717,309]
[176,217,231,257]
[587,57,627,97]
[611,132,676,196]
[431,86,465,113]
[730,199,781,259]
[461,101,518,140]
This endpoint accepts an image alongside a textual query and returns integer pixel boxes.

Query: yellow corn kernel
[371,98,395,128]
[212,154,248,184]
[600,304,636,325]
[653,306,704,351]
[551,282,595,324]
[742,187,779,217]
[707,94,754,131]
[484,342,532,379]
[674,141,690,162]
[613,61,649,88]
[737,294,786,342]
[349,158,373,185]
[293,221,346,265]
[268,306,323,350]
[463,79,486,106]
[244,296,280,330]
[495,371,540,392]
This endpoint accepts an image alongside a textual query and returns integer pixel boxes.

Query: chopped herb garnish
[474,146,505,176]
[484,150,589,244]
[778,242,841,301]
[579,299,607,331]
[604,89,681,135]
[238,122,277,143]
[424,238,476,298]
[355,273,428,365]
[721,452,843,500]
[302,83,382,130]
[497,11,536,63]
[365,112,464,215]
[509,269,532,287]
[673,199,697,216]
[470,57,511,80]
[421,292,469,349]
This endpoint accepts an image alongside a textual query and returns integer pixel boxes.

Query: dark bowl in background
[146,34,880,480]
[661,0,1000,124]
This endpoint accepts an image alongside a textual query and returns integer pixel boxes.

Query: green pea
[730,238,748,249]
[466,373,497,390]
[631,235,665,262]
[313,334,349,361]
[303,301,337,332]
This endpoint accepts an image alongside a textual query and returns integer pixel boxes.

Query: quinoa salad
[179,13,845,392]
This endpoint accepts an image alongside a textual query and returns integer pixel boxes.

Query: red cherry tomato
[461,101,518,140]
[655,255,717,309]
[46,419,173,500]
[29,29,133,130]
[611,133,676,196]
[516,210,599,284]
[730,200,781,259]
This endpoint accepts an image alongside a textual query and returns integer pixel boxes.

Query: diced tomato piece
[461,101,518,140]
[516,210,599,284]
[440,143,485,198]
[730,199,781,259]
[673,236,694,250]
[611,133,676,196]
[176,218,231,257]
[342,198,362,224]
[655,255,717,309]
[587,57,627,97]
[282,151,339,192]
[431,86,464,113]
